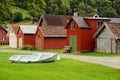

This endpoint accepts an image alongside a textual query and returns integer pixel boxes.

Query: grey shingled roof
[94,23,120,39]
[73,17,91,29]
[20,25,37,34]
[110,18,120,23]
[107,23,120,39]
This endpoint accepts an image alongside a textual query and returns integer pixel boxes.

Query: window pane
[97,20,103,27]
[2,37,6,41]
[2,30,5,34]
[71,21,75,30]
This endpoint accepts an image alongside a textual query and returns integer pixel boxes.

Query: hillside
[9,6,33,24]
[0,0,120,24]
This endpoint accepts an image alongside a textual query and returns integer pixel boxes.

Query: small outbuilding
[17,25,37,48]
[65,14,110,52]
[8,24,19,48]
[0,27,9,44]
[35,15,70,50]
[94,22,120,53]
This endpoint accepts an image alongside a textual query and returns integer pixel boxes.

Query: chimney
[74,12,78,17]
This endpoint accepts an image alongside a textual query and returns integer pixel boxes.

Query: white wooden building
[8,24,19,48]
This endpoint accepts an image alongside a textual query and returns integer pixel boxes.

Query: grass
[0,45,9,49]
[0,45,120,56]
[0,52,120,80]
[0,45,18,50]
[40,49,65,54]
[77,52,120,57]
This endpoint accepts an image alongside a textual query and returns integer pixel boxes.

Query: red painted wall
[35,18,67,50]
[35,27,44,50]
[24,34,35,46]
[35,27,66,50]
[66,18,98,52]
[66,21,81,51]
[44,37,66,50]
[17,29,36,48]
[66,17,110,52]
[66,20,93,52]
[0,28,9,44]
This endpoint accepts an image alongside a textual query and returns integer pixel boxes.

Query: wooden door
[111,39,116,53]
[19,38,22,48]
[69,36,77,52]
[38,37,41,50]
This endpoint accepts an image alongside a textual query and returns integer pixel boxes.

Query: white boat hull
[9,53,60,63]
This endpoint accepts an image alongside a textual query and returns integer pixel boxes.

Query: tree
[113,0,120,15]
[12,12,23,22]
[103,7,119,17]
[78,3,96,16]
[0,0,12,23]
[70,0,81,15]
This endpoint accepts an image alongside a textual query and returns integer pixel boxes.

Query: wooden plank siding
[116,40,120,53]
[96,27,116,53]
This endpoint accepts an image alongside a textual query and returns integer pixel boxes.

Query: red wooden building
[0,27,9,44]
[17,25,37,48]
[35,15,70,50]
[65,14,110,52]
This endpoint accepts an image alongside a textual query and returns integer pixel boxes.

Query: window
[2,30,6,34]
[2,37,6,41]
[71,21,75,30]
[97,20,103,27]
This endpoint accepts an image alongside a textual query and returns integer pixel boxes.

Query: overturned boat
[9,53,61,63]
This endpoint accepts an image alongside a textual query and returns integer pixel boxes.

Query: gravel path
[60,54,120,69]
[1,50,120,68]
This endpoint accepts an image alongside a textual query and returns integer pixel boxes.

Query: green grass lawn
[41,49,65,54]
[77,52,120,56]
[0,52,120,80]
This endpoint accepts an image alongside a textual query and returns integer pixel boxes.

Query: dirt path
[60,54,120,69]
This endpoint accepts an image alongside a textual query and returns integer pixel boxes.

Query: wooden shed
[65,14,110,52]
[35,15,70,50]
[8,24,19,48]
[94,23,120,53]
[17,25,37,48]
[0,27,9,44]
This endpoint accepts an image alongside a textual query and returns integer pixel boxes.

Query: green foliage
[1,0,120,24]
[0,52,120,80]
[21,45,35,50]
[78,3,96,16]
[0,0,12,24]
[12,12,23,22]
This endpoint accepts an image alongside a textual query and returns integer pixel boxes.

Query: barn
[8,24,19,48]
[17,25,37,48]
[65,14,110,52]
[35,15,70,50]
[94,22,120,53]
[0,27,9,44]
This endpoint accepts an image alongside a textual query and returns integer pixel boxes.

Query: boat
[9,53,60,63]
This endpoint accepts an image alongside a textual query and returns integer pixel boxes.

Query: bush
[12,12,23,22]
[21,45,35,50]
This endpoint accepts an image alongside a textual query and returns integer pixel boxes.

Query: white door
[19,38,22,48]
[9,36,17,48]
